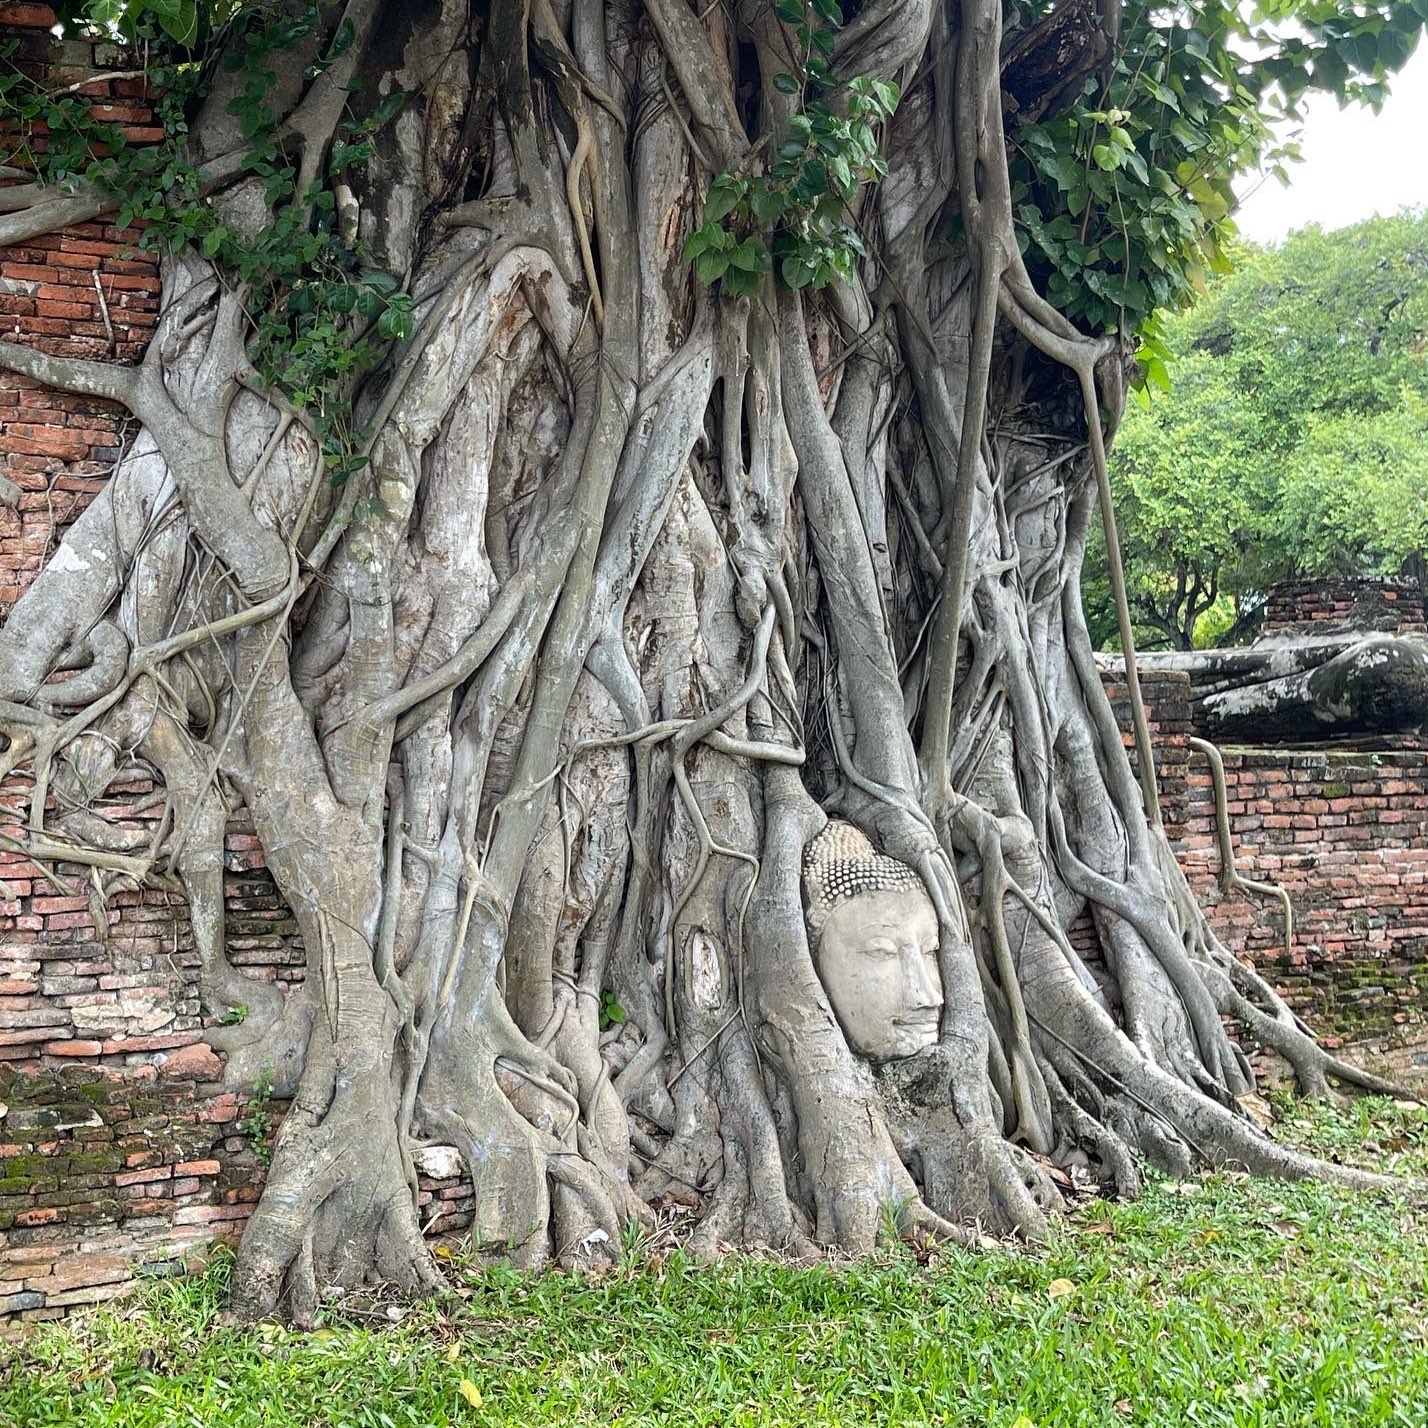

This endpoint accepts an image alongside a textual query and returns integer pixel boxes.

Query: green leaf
[722,264,762,297]
[704,175,745,223]
[729,236,770,272]
[363,270,400,295]
[772,72,801,95]
[1145,78,1180,109]
[798,158,828,197]
[870,79,900,115]
[696,250,730,284]
[148,0,198,45]
[749,184,784,223]
[368,91,408,131]
[781,254,815,288]
[377,306,413,341]
[1122,147,1150,185]
[684,222,727,259]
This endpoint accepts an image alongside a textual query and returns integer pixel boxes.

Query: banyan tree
[0,0,1418,1323]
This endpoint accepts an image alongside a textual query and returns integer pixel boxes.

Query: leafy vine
[3,0,413,485]
[1006,0,1428,382]
[683,1,899,293]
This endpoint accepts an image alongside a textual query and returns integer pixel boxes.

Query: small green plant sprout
[219,1003,248,1026]
[239,1065,276,1168]
[598,990,626,1033]
[876,1195,912,1253]
[683,1,899,294]
[618,1215,650,1270]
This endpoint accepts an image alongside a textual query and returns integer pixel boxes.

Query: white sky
[1233,41,1428,244]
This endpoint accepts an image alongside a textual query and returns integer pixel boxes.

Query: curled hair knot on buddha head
[802,820,924,939]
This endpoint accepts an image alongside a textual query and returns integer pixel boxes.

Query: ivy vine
[3,0,414,486]
[684,1,899,294]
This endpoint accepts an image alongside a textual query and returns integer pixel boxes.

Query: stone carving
[803,821,943,1063]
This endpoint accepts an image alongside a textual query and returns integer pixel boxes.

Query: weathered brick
[113,1166,171,1188]
[0,7,59,28]
[39,1280,132,1308]
[14,1206,62,1227]
[26,1251,129,1293]
[174,1159,220,1178]
[41,1040,103,1057]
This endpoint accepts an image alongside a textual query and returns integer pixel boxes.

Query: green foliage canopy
[1085,212,1428,650]
[1010,0,1428,358]
[682,0,1427,335]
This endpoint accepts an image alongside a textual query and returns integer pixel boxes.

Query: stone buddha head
[802,821,943,1063]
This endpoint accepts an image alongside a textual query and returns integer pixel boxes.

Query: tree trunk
[0,0,1404,1323]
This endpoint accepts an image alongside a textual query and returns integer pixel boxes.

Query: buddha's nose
[904,947,943,1011]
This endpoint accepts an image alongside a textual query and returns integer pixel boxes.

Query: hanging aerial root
[1189,735,1294,954]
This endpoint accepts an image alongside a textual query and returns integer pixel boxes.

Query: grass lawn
[2,1096,1425,1428]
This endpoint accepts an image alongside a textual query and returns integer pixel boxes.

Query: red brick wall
[1177,749,1428,1081]
[1262,578,1426,636]
[0,783,303,1324]
[1099,669,1428,1085]
[1,4,159,618]
[0,5,263,1326]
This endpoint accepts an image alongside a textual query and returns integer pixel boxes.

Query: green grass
[3,1097,1425,1428]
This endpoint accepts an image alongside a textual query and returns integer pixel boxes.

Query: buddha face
[815,886,943,1063]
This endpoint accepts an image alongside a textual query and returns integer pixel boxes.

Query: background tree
[1085,212,1428,650]
[0,0,1422,1324]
